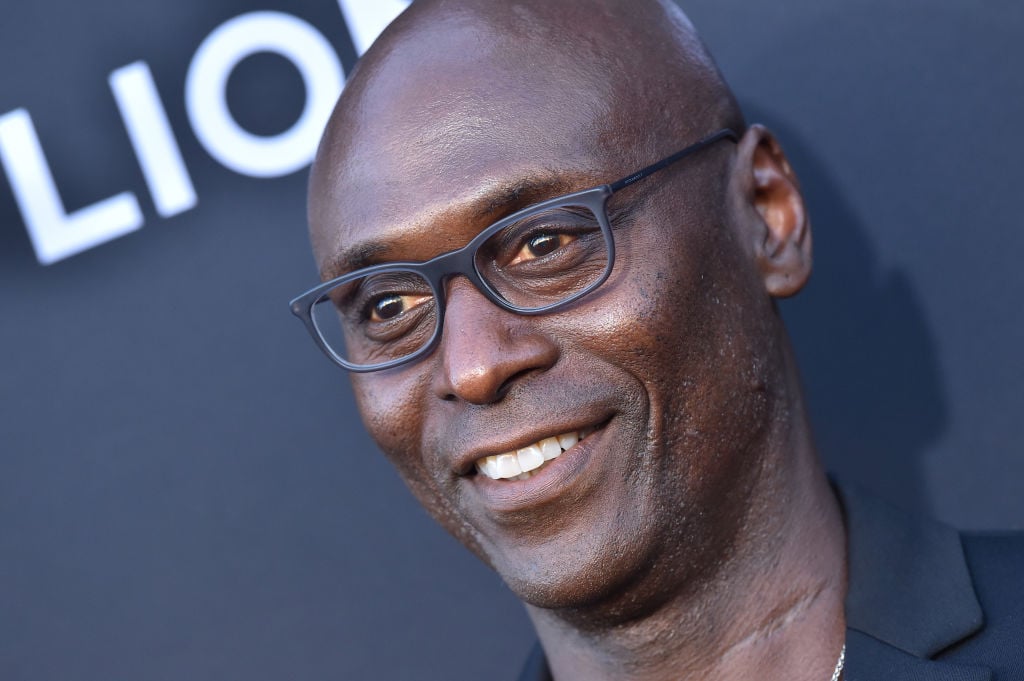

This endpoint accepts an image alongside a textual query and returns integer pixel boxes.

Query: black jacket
[518,483,1024,680]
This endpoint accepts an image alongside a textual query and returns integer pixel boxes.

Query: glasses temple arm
[608,128,740,193]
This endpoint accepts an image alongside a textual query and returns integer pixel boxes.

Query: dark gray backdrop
[1,1,1021,679]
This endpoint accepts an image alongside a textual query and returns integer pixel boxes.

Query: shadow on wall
[753,110,949,517]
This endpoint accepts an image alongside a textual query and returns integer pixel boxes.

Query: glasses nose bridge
[428,244,507,314]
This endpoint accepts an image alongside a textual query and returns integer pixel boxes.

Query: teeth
[474,429,592,481]
[494,453,522,479]
[539,437,561,461]
[477,456,498,479]
[516,444,544,472]
[557,432,578,450]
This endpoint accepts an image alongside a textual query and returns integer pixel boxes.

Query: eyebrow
[322,241,390,279]
[475,177,575,220]
[322,175,580,280]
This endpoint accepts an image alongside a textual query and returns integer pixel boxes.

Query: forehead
[308,18,622,276]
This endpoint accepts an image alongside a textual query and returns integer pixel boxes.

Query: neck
[526,353,847,681]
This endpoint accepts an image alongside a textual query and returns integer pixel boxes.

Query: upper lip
[450,413,611,477]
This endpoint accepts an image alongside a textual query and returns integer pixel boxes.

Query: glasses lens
[475,203,609,310]
[311,269,437,369]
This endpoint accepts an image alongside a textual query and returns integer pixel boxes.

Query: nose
[432,278,559,405]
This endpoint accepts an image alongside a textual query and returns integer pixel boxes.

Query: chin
[488,523,669,622]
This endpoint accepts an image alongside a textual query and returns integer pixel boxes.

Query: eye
[369,293,431,322]
[509,232,574,265]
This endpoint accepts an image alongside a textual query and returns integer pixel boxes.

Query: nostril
[437,348,555,405]
[495,366,537,400]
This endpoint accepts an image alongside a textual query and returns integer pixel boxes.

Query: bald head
[309,0,743,272]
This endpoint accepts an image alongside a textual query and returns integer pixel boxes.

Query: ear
[731,124,811,298]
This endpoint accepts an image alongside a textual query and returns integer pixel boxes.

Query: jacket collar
[836,481,988,680]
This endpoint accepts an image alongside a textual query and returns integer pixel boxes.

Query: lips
[475,428,594,481]
[459,418,611,516]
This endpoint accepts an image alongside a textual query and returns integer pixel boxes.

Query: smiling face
[309,0,805,620]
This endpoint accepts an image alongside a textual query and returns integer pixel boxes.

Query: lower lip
[466,424,607,514]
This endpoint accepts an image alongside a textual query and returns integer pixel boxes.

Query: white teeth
[539,437,561,461]
[557,432,578,450]
[477,456,498,479]
[516,444,544,472]
[494,453,522,479]
[474,429,592,481]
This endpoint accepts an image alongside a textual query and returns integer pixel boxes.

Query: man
[290,0,1024,678]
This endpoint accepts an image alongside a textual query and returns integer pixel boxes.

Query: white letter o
[186,11,343,178]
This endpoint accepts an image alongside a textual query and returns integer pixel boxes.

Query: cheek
[562,211,774,461]
[558,226,724,376]
[351,371,487,554]
[352,373,421,456]
[351,371,442,503]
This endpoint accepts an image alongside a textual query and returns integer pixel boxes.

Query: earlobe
[735,124,812,298]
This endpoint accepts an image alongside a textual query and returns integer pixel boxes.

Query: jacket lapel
[846,630,991,681]
[837,483,989,679]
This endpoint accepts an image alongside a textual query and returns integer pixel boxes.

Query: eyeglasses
[290,128,739,372]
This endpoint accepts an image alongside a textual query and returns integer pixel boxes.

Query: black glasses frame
[290,127,740,373]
